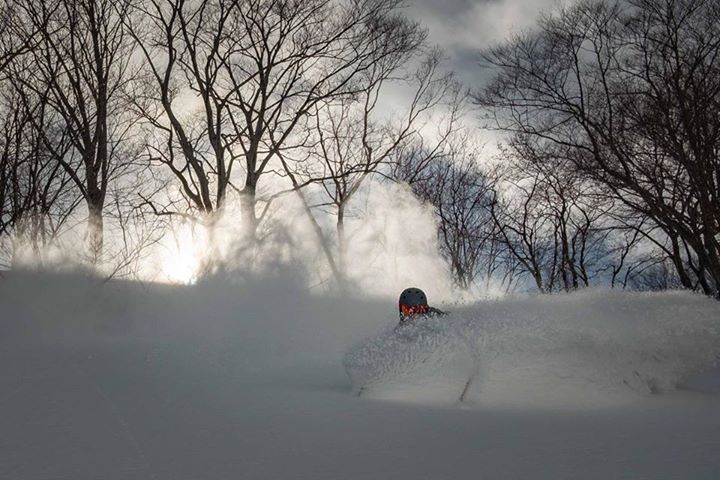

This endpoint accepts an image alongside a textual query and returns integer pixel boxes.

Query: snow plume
[344,289,720,409]
[141,179,458,299]
[2,178,459,300]
[335,181,456,300]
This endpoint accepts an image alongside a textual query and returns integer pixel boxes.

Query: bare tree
[272,50,459,281]
[476,0,720,297]
[128,0,426,246]
[127,0,235,222]
[489,169,555,293]
[102,177,167,282]
[394,134,510,290]
[11,0,139,262]
[487,137,633,293]
[0,78,80,266]
[0,0,38,74]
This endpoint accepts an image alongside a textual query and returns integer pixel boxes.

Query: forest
[0,0,718,298]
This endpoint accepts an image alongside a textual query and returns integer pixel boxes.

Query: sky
[406,0,562,84]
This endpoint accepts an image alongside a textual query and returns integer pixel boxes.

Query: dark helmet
[399,287,429,317]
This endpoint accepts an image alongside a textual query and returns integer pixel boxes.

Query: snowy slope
[2,271,720,479]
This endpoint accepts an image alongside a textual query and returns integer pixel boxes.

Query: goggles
[400,304,430,317]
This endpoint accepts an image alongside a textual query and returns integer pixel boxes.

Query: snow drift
[344,289,720,408]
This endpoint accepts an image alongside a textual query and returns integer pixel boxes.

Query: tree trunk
[337,204,346,280]
[240,182,258,247]
[86,199,103,264]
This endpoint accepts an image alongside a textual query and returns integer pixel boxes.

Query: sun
[158,223,207,284]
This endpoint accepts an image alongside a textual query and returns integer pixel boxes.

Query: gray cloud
[405,0,562,84]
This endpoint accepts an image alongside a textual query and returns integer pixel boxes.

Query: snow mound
[344,290,720,408]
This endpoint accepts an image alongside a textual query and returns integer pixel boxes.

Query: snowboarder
[397,287,446,328]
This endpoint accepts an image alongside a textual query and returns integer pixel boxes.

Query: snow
[2,270,720,479]
[346,290,720,408]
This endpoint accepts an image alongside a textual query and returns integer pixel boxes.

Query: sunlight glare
[159,223,207,284]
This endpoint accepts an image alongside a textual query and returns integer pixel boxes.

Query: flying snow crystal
[344,290,720,408]
[344,317,477,404]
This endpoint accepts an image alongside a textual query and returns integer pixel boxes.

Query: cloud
[406,0,566,83]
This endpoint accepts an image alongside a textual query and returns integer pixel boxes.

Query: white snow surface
[2,270,720,479]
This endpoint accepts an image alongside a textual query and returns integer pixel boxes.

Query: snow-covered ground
[2,271,720,479]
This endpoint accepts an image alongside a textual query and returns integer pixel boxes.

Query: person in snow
[397,287,446,328]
